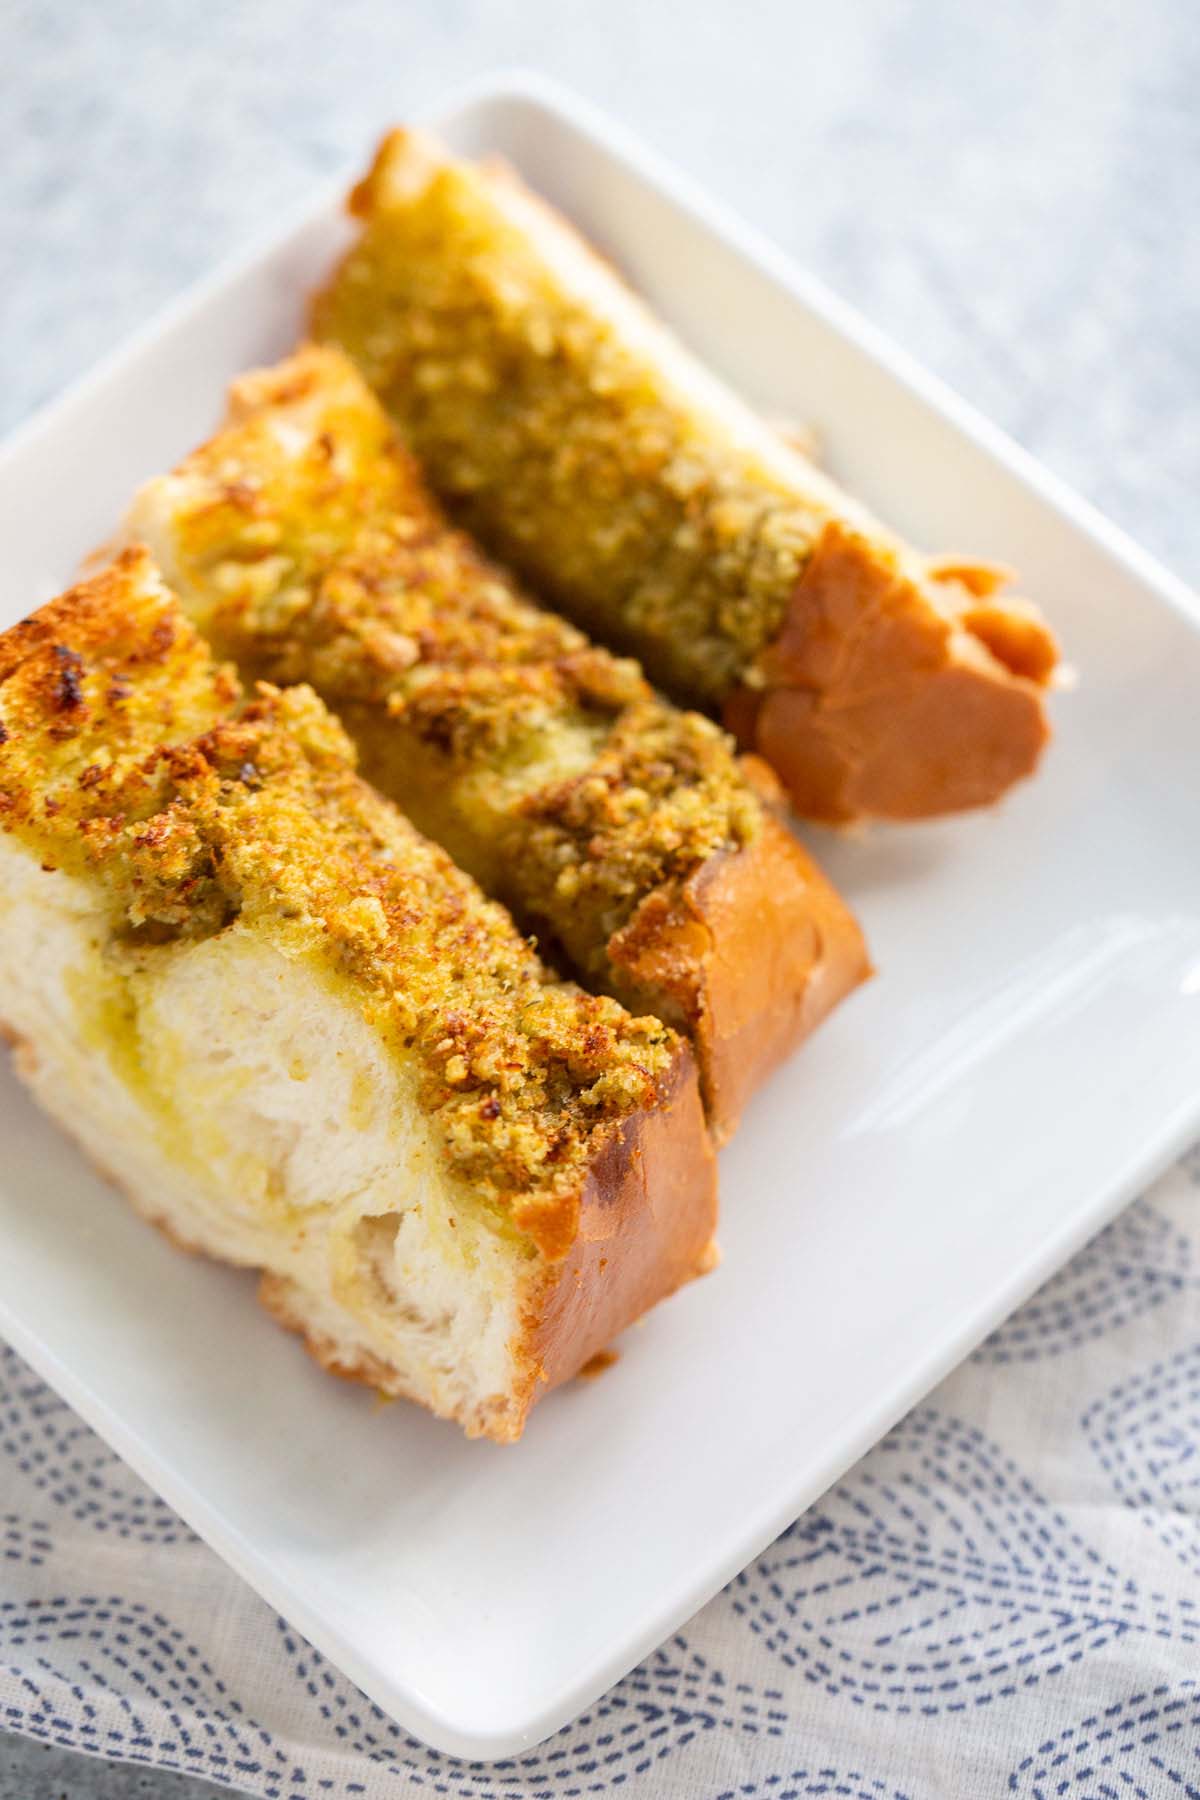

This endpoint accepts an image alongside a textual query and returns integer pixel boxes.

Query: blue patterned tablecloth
[2,1156,1198,1798]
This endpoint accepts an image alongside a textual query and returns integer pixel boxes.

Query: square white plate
[2,72,1199,1762]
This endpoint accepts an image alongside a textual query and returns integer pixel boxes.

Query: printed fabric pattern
[1,1159,1199,1799]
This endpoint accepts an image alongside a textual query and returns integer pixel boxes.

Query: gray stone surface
[0,1738,228,1799]
[0,0,1195,1792]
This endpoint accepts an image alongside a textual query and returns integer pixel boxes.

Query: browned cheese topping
[312,137,850,705]
[0,550,682,1258]
[311,134,1060,833]
[136,346,763,983]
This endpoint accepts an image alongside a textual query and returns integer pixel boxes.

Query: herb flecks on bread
[0,550,717,1438]
[128,347,868,1137]
[313,129,1058,824]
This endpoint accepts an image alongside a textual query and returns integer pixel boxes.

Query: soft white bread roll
[314,129,1059,825]
[0,550,717,1441]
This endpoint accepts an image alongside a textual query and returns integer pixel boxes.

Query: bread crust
[724,523,1053,824]
[521,1045,716,1425]
[608,771,869,1139]
[128,346,869,1136]
[244,1042,715,1441]
[316,129,1058,827]
[0,555,718,1442]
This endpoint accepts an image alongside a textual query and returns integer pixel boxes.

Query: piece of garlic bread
[313,129,1058,825]
[0,549,717,1441]
[126,345,869,1140]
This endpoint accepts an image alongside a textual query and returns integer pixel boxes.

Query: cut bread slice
[125,344,869,1140]
[0,550,717,1442]
[313,128,1059,825]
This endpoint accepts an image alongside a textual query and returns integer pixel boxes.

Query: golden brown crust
[525,1047,716,1418]
[0,549,234,830]
[609,803,871,1139]
[958,598,1061,686]
[3,953,714,1446]
[128,346,868,1134]
[0,553,689,1258]
[725,523,1054,823]
[257,1048,717,1444]
[315,129,1058,826]
[1,557,719,1441]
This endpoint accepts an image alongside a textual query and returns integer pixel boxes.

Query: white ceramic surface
[1,73,1198,1761]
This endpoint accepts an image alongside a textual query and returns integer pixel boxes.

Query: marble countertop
[0,0,1195,1791]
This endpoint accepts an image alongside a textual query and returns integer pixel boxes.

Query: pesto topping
[313,149,836,704]
[140,345,763,980]
[0,552,680,1258]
